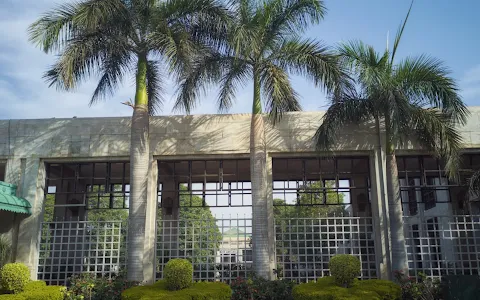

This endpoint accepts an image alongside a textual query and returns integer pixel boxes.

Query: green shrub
[329,255,360,288]
[353,280,400,300]
[0,263,30,293]
[231,276,295,300]
[0,295,26,300]
[293,277,401,300]
[164,259,193,291]
[122,280,231,300]
[22,281,46,292]
[19,285,65,300]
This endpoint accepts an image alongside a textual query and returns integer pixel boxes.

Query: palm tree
[314,3,469,275]
[174,0,345,278]
[28,0,230,281]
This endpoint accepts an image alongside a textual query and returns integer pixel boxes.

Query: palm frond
[174,53,237,113]
[405,106,464,180]
[259,61,301,123]
[90,50,132,106]
[395,54,469,125]
[217,59,250,113]
[337,40,388,89]
[468,170,480,196]
[45,33,129,90]
[391,0,414,64]
[28,2,79,53]
[263,0,325,41]
[146,60,165,115]
[272,38,348,94]
[314,95,375,151]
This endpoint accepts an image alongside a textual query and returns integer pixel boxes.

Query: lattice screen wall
[275,217,377,282]
[38,221,127,285]
[404,215,480,278]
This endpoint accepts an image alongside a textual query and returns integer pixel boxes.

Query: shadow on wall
[150,114,251,156]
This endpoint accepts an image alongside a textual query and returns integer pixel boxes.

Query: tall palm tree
[28,0,230,281]
[174,0,345,278]
[314,3,469,275]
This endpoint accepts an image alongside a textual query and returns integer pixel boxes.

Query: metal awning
[0,181,31,215]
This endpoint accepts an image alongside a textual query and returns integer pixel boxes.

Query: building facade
[0,108,479,284]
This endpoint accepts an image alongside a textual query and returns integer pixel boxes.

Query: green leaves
[177,0,341,121]
[30,0,232,116]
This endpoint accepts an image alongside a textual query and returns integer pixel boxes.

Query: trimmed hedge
[293,277,401,300]
[164,259,193,291]
[0,295,26,300]
[22,281,46,292]
[329,255,361,288]
[19,285,65,300]
[122,279,231,300]
[0,264,30,293]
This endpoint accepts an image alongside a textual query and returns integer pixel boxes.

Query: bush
[19,285,65,300]
[231,276,295,300]
[164,259,193,291]
[394,271,441,300]
[0,295,26,300]
[122,279,231,300]
[65,273,138,300]
[293,277,401,300]
[22,281,46,292]
[0,263,30,293]
[329,255,360,288]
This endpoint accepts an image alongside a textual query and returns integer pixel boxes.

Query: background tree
[29,0,230,281]
[157,185,221,270]
[174,0,345,278]
[274,181,347,278]
[313,3,469,274]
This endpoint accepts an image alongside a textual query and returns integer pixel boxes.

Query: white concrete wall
[1,107,480,280]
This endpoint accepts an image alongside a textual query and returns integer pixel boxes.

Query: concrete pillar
[370,150,391,279]
[143,159,158,284]
[15,158,46,280]
[265,155,276,279]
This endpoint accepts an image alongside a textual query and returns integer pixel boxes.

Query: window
[44,162,130,221]
[242,249,253,262]
[0,162,5,181]
[222,254,236,263]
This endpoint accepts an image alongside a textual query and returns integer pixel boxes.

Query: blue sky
[0,0,479,119]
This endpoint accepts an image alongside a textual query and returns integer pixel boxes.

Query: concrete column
[15,158,46,280]
[265,155,276,279]
[143,159,158,284]
[369,150,391,279]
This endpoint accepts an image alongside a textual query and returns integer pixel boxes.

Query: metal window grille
[156,216,253,282]
[272,157,371,217]
[404,215,480,278]
[38,220,127,285]
[398,155,480,215]
[275,217,377,282]
[156,159,253,282]
[39,162,130,284]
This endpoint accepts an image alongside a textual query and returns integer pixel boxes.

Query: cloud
[460,64,480,103]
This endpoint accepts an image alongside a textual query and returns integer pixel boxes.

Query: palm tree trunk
[128,54,150,281]
[385,117,408,273]
[374,116,392,278]
[250,70,271,279]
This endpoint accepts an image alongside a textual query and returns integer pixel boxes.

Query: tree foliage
[28,0,232,115]
[314,3,468,179]
[175,0,345,118]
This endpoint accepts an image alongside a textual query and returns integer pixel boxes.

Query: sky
[0,0,479,120]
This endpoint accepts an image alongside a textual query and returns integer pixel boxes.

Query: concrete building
[0,108,479,284]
